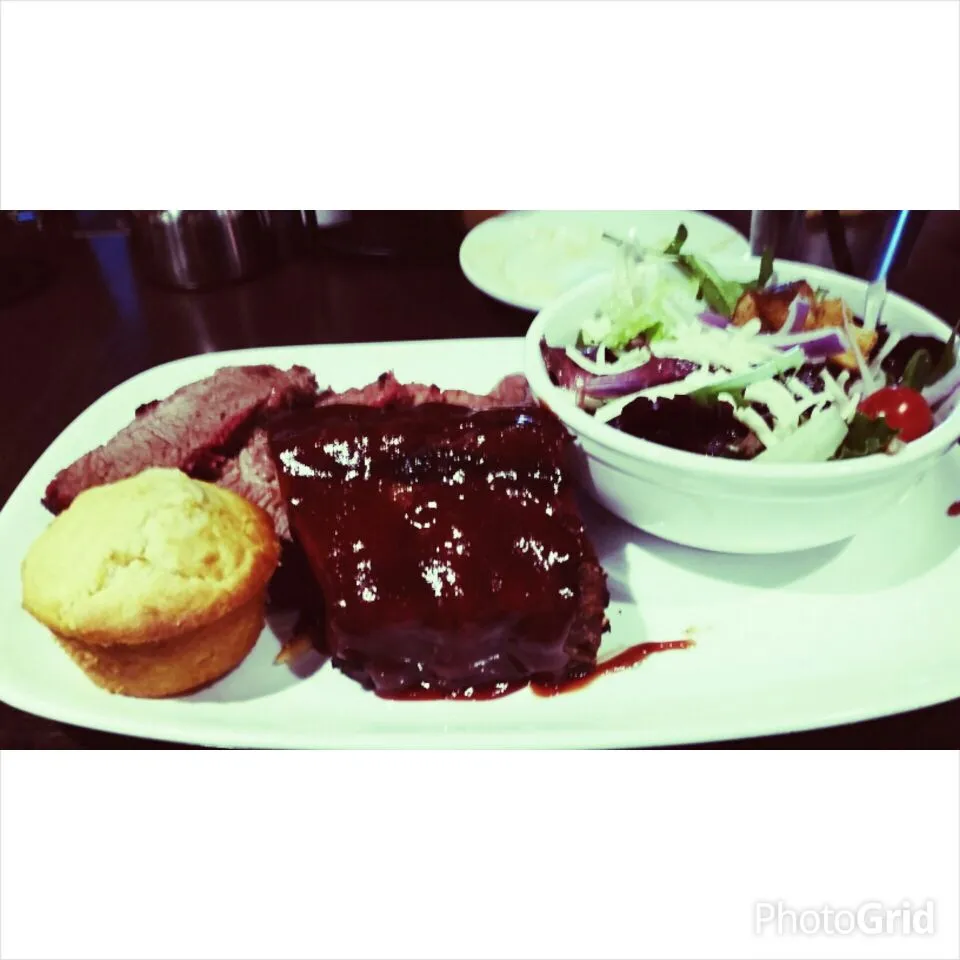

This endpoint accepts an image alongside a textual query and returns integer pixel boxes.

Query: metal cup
[128,210,277,291]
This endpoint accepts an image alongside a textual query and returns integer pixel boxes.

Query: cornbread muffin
[22,468,280,697]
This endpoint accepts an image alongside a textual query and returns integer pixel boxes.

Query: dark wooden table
[2,210,958,748]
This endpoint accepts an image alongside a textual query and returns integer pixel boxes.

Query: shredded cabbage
[754,408,848,463]
[566,231,875,461]
[591,246,699,351]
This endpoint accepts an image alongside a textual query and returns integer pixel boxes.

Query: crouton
[732,281,816,332]
[805,298,878,370]
[732,291,761,326]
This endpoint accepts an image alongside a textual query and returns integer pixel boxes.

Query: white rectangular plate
[2,338,960,748]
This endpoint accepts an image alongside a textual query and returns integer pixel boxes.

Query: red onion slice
[583,358,699,398]
[784,297,812,334]
[770,328,848,358]
[540,341,588,394]
[799,336,849,360]
[540,339,698,401]
[699,311,730,329]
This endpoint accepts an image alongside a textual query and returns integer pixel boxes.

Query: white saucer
[459,210,749,311]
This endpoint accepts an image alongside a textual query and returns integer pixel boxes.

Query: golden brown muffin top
[22,468,280,645]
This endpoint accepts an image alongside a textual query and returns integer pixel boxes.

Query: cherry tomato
[858,386,933,442]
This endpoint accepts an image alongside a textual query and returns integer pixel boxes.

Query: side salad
[541,225,960,462]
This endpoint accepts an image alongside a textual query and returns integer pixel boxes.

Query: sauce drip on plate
[379,639,693,701]
[531,640,693,697]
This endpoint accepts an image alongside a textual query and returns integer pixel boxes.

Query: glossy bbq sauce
[273,404,588,696]
[379,681,528,701]
[379,640,693,701]
[947,501,960,517]
[530,640,693,697]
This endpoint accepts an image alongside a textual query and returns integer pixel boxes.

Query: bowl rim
[524,258,960,480]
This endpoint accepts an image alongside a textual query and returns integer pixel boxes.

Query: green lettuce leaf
[901,316,959,390]
[691,386,745,408]
[604,310,665,351]
[663,224,688,257]
[835,412,899,459]
[754,247,775,289]
[902,349,934,390]
[662,225,772,318]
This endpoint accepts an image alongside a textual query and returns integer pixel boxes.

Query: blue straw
[874,210,910,282]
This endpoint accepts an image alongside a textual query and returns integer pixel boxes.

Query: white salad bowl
[524,258,960,554]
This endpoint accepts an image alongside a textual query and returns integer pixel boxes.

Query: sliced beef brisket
[42,365,318,514]
[316,372,533,411]
[215,428,290,540]
[42,365,532,545]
